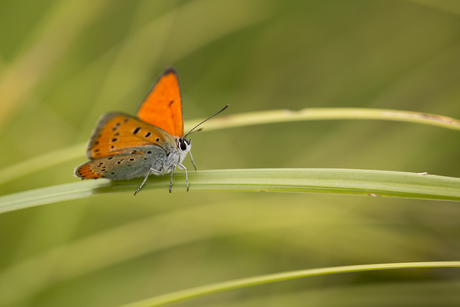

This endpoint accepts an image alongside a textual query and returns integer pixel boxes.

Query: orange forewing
[137,67,184,137]
[87,113,172,159]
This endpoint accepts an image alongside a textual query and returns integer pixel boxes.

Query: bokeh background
[1,0,460,306]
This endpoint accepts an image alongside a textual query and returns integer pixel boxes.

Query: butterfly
[74,67,228,195]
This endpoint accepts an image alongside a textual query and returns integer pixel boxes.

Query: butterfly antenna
[184,104,229,139]
[186,128,203,136]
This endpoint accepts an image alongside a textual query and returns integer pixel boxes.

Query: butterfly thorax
[155,137,191,176]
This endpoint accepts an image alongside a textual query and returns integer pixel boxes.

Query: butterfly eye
[179,139,188,151]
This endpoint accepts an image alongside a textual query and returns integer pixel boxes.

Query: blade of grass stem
[120,261,460,307]
[1,168,460,214]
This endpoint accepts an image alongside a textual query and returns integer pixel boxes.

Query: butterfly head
[178,137,192,154]
[176,137,195,171]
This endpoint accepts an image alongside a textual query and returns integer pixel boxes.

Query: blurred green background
[1,0,460,306]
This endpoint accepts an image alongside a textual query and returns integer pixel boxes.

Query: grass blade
[120,261,460,307]
[1,168,460,214]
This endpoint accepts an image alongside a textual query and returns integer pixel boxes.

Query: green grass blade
[194,108,460,132]
[120,261,460,307]
[1,169,460,214]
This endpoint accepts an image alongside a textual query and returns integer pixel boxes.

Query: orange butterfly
[74,67,227,195]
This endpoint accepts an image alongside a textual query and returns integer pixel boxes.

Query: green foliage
[1,1,460,306]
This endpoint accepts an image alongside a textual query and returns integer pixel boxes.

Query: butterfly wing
[75,146,167,180]
[86,113,176,160]
[137,67,184,137]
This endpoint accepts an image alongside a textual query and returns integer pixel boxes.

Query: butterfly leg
[134,172,151,196]
[134,169,161,196]
[177,163,189,192]
[169,166,176,193]
[189,151,197,171]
